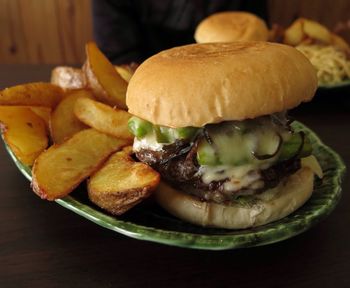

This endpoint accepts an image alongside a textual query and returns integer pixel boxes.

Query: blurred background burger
[194,11,269,43]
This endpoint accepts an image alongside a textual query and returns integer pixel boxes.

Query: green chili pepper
[128,116,153,138]
[175,127,199,139]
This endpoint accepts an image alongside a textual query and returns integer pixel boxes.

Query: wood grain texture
[0,0,349,64]
[0,0,92,64]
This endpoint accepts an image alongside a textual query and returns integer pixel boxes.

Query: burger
[194,11,269,43]
[126,41,322,229]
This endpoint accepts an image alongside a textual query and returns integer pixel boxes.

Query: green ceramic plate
[3,122,345,250]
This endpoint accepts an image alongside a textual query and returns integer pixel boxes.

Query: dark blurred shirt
[92,0,268,64]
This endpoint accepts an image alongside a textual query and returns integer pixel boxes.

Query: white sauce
[133,134,164,152]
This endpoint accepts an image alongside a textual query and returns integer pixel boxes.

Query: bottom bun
[155,167,314,229]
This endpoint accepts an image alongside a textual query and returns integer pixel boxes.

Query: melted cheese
[198,155,323,194]
[198,163,270,192]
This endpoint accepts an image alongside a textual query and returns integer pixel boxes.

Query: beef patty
[135,140,301,203]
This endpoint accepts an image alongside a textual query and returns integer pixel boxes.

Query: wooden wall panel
[0,0,349,64]
[0,0,92,64]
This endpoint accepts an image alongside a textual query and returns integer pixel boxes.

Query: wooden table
[0,65,349,288]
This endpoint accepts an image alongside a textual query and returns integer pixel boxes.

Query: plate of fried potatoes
[0,42,345,250]
[270,18,350,89]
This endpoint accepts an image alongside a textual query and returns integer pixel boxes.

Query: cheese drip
[198,163,270,192]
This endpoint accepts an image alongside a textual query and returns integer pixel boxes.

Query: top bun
[126,42,317,128]
[195,11,269,43]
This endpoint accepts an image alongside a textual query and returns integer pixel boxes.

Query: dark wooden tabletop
[0,65,349,288]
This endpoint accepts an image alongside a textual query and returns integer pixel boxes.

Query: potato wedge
[32,129,129,200]
[74,97,133,141]
[51,66,86,90]
[0,82,64,108]
[284,18,332,46]
[88,148,160,215]
[283,19,305,46]
[83,42,128,109]
[302,18,331,44]
[50,89,94,144]
[29,107,51,129]
[115,65,133,83]
[122,145,133,155]
[0,106,51,131]
[0,106,48,165]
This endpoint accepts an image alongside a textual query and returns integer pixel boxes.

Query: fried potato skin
[29,107,51,129]
[74,97,133,141]
[114,65,133,83]
[284,19,304,46]
[88,148,160,215]
[51,66,86,90]
[0,106,48,165]
[83,42,128,109]
[0,82,64,108]
[32,129,129,200]
[302,18,331,44]
[50,89,94,144]
[283,18,333,46]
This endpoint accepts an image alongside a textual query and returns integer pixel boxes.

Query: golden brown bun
[155,167,314,229]
[195,11,269,43]
[127,42,317,128]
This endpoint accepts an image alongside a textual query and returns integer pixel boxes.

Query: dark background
[1,0,350,65]
[0,66,349,287]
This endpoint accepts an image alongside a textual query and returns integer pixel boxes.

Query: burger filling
[128,113,314,204]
